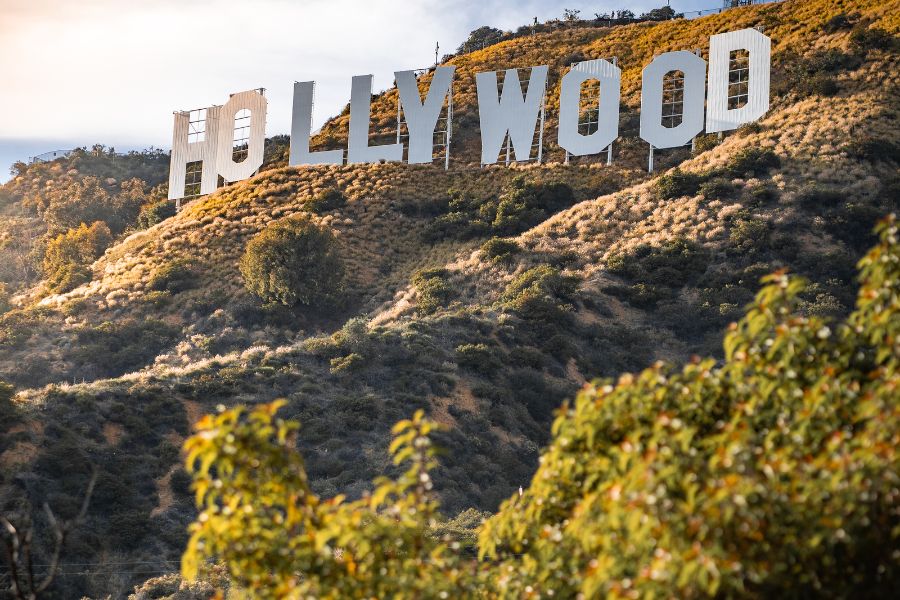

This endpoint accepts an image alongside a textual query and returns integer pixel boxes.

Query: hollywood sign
[168,28,770,203]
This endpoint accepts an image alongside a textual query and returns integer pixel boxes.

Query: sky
[0,0,725,181]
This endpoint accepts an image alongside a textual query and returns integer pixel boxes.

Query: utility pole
[435,42,439,66]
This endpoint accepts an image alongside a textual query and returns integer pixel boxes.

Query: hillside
[1,0,899,597]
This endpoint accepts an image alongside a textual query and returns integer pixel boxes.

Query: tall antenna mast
[435,42,440,66]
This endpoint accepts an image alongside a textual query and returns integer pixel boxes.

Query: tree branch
[1,516,25,600]
[1,467,97,600]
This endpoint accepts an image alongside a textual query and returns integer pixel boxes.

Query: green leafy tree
[137,198,177,229]
[456,26,504,54]
[42,176,147,235]
[480,216,900,597]
[492,178,574,235]
[239,215,344,307]
[41,221,112,292]
[640,6,681,21]
[182,405,478,598]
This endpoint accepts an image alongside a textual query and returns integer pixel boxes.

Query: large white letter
[395,66,455,164]
[557,59,621,157]
[706,28,771,133]
[348,74,403,164]
[640,51,707,149]
[290,81,344,166]
[216,89,267,183]
[167,106,222,201]
[476,65,548,165]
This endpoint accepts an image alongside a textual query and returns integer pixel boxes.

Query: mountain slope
[1,1,898,597]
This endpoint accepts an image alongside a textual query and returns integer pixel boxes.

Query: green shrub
[0,283,10,315]
[724,148,781,178]
[805,48,862,73]
[457,25,504,53]
[412,268,456,314]
[424,179,575,241]
[729,217,771,256]
[737,122,764,137]
[329,352,365,374]
[604,282,672,309]
[491,178,575,235]
[332,395,379,430]
[41,176,146,235]
[849,24,894,53]
[333,317,371,354]
[807,72,839,96]
[823,13,853,33]
[42,221,113,292]
[698,177,736,200]
[607,238,709,285]
[822,202,883,252]
[239,214,344,307]
[72,319,179,377]
[148,259,196,293]
[774,48,861,99]
[796,186,844,211]
[499,265,577,322]
[480,237,520,263]
[508,346,545,370]
[749,184,780,204]
[456,343,502,376]
[846,136,900,164]
[306,188,346,214]
[692,133,719,154]
[137,198,177,229]
[170,469,193,498]
[654,168,704,200]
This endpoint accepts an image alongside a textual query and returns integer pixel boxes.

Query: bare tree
[1,469,97,600]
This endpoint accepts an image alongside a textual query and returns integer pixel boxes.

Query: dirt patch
[102,422,124,446]
[428,397,458,429]
[451,382,479,413]
[182,399,205,430]
[6,420,44,436]
[150,468,175,517]
[566,358,587,385]
[0,441,39,469]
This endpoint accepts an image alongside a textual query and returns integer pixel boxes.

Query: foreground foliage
[183,217,899,597]
[480,216,900,597]
[183,407,475,598]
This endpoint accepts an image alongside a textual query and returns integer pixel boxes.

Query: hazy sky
[0,0,722,180]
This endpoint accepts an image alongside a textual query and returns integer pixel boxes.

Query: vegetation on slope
[239,214,345,307]
[0,1,898,597]
[174,216,899,598]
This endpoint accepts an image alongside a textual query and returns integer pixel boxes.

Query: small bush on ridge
[239,214,344,307]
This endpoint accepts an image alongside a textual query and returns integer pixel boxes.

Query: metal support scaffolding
[727,49,750,110]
